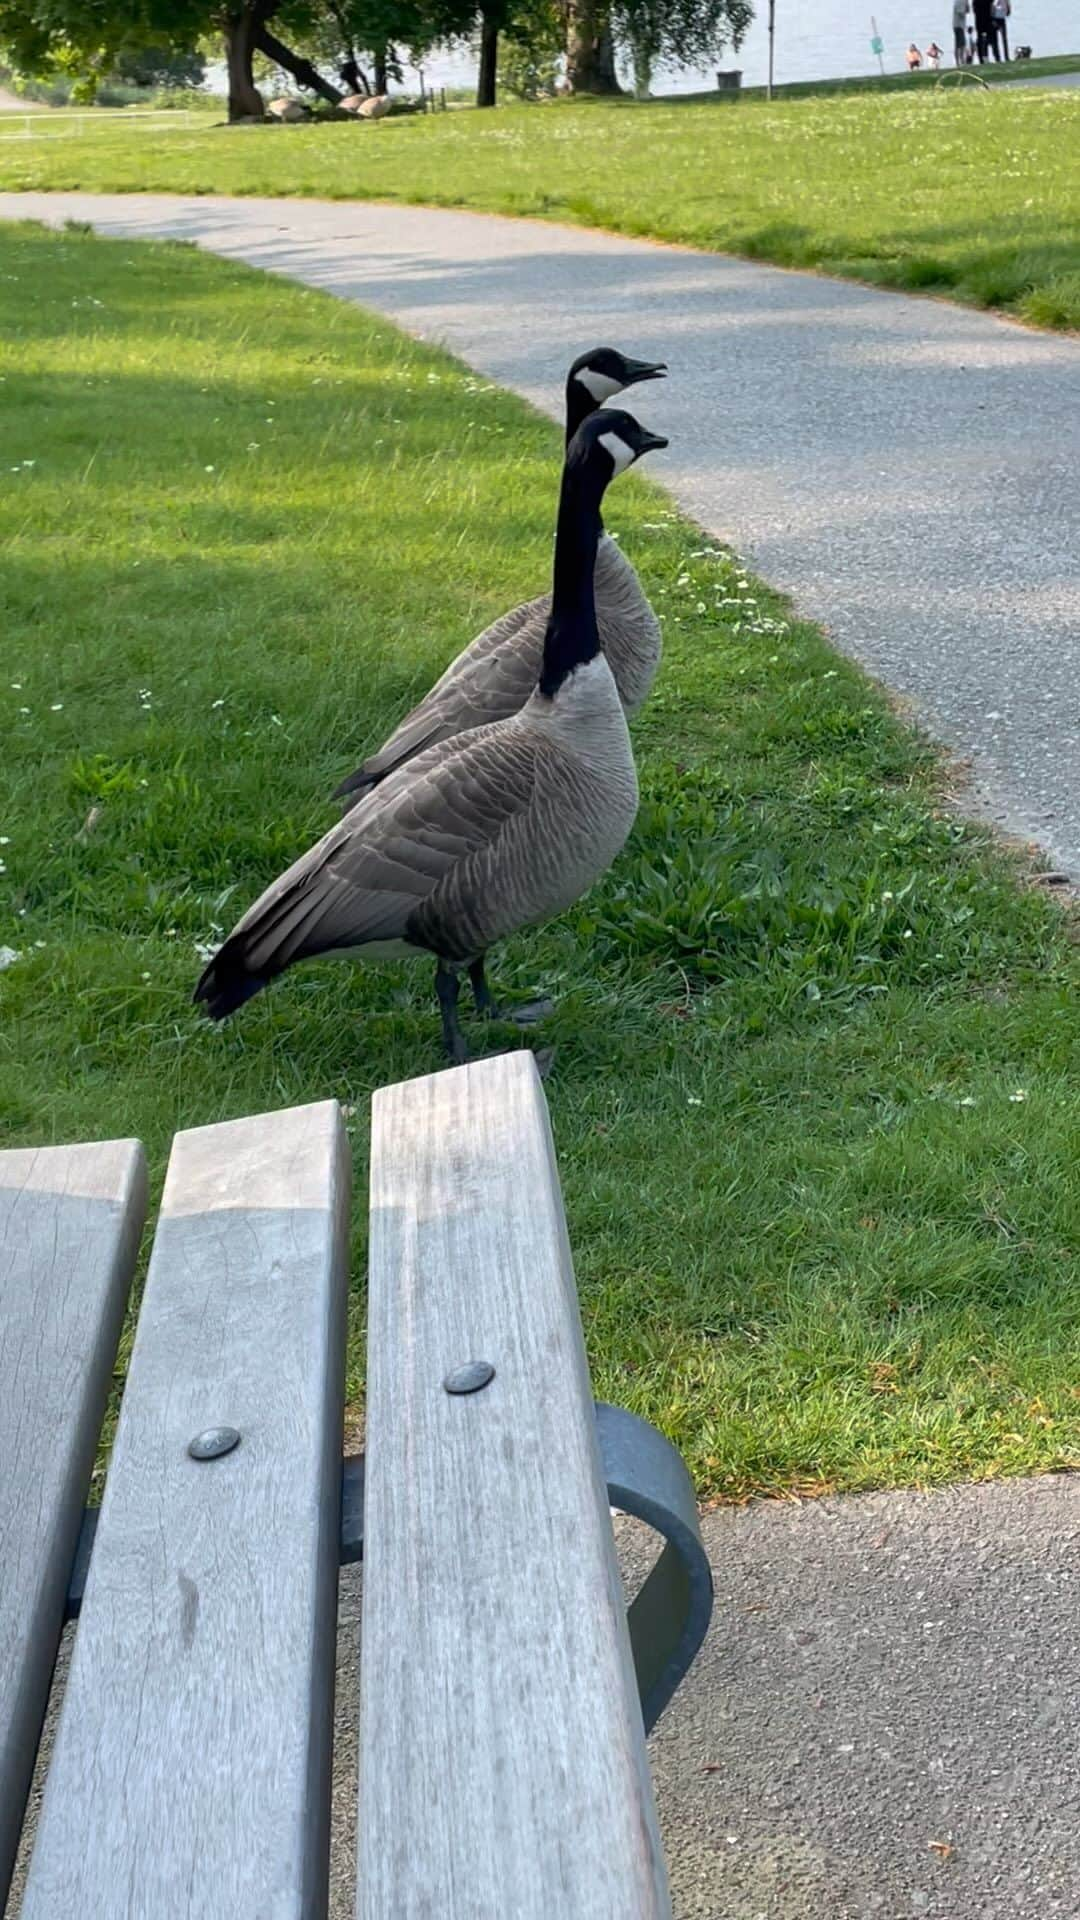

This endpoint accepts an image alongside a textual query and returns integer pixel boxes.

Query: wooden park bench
[1,1053,712,1917]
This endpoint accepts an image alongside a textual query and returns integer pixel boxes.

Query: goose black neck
[539,456,605,698]
[565,374,593,445]
[564,376,607,531]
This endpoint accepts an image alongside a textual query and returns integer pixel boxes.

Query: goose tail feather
[331,763,379,806]
[193,938,270,1021]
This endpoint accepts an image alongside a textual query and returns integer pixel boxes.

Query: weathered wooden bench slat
[360,1053,672,1919]
[20,1101,350,1920]
[0,1139,147,1907]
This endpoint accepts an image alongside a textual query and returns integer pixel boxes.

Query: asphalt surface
[12,1479,1080,1920]
[3,190,1079,876]
[1007,68,1080,87]
[645,1480,1080,1919]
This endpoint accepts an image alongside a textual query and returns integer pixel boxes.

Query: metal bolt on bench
[2,1055,712,1918]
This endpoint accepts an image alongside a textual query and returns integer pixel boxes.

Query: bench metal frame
[64,1412,710,1741]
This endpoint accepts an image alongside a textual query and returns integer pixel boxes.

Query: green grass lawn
[3,219,1080,1498]
[2,83,1080,330]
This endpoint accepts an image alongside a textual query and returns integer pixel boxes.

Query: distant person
[952,0,968,64]
[973,0,994,59]
[991,0,1011,58]
[967,22,978,58]
[906,41,922,68]
[926,40,944,65]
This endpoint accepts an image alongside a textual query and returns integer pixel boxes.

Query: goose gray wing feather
[331,539,660,806]
[593,535,662,714]
[219,723,542,980]
[333,594,549,805]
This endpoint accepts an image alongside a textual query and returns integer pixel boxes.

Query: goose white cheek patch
[598,430,636,476]
[576,368,623,402]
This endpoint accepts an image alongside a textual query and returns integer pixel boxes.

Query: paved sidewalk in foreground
[336,1474,1080,1920]
[3,190,1079,876]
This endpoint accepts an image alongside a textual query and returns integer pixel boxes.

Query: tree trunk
[328,0,368,94]
[254,25,343,104]
[631,40,652,97]
[593,21,622,91]
[477,12,499,107]
[340,58,370,96]
[373,46,388,94]
[222,5,266,121]
[565,2,623,94]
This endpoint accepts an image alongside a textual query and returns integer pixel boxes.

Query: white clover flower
[0,947,21,970]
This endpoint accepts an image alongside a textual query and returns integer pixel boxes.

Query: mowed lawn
[2,85,1080,329]
[2,219,1079,1497]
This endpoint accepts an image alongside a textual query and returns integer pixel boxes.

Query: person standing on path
[991,0,1011,59]
[972,0,994,59]
[952,0,969,64]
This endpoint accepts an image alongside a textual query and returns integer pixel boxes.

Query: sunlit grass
[2,85,1079,330]
[3,221,1079,1498]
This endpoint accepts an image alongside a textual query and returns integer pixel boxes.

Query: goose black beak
[637,429,669,454]
[627,359,668,385]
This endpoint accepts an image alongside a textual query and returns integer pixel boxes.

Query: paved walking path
[1007,67,1080,87]
[4,190,1079,875]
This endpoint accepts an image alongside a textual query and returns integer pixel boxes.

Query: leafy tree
[111,41,207,86]
[0,1,345,119]
[498,0,560,97]
[612,0,751,97]
[563,0,752,95]
[286,0,475,100]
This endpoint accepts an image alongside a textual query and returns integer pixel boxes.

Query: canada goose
[332,345,666,807]
[195,408,668,1063]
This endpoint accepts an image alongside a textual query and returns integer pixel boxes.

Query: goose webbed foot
[468,959,555,1029]
[435,961,470,1066]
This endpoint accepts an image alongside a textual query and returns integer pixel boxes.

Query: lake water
[419,0,1078,94]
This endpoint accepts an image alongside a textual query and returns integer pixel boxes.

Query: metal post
[871,14,885,74]
[767,0,776,97]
